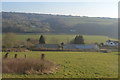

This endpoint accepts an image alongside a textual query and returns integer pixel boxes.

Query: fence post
[4,52,9,59]
[14,54,17,58]
[24,55,26,58]
[41,54,45,60]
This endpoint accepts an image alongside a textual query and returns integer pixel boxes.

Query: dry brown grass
[3,58,58,74]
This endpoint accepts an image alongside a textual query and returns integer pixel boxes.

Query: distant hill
[2,12,118,38]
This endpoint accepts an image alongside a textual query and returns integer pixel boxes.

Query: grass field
[4,34,117,44]
[2,51,118,78]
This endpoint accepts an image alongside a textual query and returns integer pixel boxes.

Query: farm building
[63,44,99,50]
[34,44,99,51]
[105,40,118,46]
[35,44,60,49]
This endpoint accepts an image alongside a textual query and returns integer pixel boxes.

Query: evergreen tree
[39,35,45,44]
[74,35,79,44]
[61,42,64,50]
[79,35,84,44]
[74,35,84,44]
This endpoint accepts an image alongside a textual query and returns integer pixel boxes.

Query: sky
[1,0,119,2]
[2,0,119,18]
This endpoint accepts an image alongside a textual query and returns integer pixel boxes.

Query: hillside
[2,12,118,38]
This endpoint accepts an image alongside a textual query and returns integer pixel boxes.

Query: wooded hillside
[2,12,118,38]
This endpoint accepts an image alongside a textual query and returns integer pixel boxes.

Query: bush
[3,58,58,74]
[2,33,17,48]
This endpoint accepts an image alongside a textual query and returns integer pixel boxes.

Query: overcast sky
[2,0,119,18]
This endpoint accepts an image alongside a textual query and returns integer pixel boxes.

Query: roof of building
[106,40,119,43]
[35,44,99,50]
[35,44,59,48]
[63,44,99,50]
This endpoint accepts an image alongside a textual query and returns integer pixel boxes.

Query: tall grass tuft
[3,58,58,74]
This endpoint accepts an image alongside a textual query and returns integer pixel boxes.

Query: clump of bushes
[3,55,58,74]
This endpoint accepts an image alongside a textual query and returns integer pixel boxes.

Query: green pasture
[2,51,118,78]
[3,34,116,44]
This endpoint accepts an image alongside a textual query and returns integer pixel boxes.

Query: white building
[106,40,118,46]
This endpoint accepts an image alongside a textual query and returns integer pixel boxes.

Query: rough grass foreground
[3,58,59,74]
